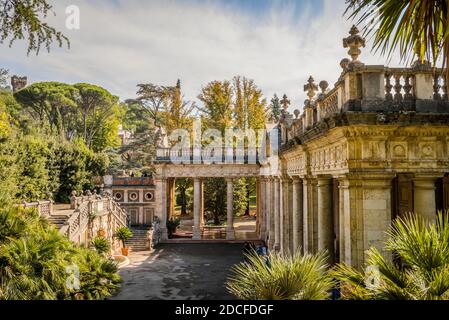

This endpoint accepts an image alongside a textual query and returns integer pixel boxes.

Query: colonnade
[258,173,443,269]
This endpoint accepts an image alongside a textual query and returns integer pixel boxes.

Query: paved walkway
[110,244,244,300]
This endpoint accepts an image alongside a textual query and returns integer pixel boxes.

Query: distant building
[104,176,156,228]
[11,75,27,93]
[118,124,133,145]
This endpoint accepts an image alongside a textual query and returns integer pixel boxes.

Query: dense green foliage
[227,250,333,300]
[14,82,121,152]
[0,204,120,300]
[0,80,114,203]
[0,0,69,55]
[92,237,111,256]
[332,212,449,300]
[198,77,268,223]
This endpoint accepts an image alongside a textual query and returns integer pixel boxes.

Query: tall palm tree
[345,0,449,91]
[227,250,334,300]
[332,212,449,300]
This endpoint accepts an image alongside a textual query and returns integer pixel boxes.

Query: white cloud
[0,0,404,112]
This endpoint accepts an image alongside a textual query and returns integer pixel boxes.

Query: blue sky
[0,0,400,110]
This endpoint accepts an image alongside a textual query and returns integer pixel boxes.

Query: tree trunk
[244,188,250,216]
[180,187,187,215]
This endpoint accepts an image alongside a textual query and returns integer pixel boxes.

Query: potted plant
[166,217,181,239]
[92,237,111,257]
[114,226,133,256]
[97,228,106,237]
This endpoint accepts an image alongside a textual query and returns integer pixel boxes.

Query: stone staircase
[125,228,150,252]
[47,214,70,229]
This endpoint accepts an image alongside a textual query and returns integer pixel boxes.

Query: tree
[233,76,267,130]
[199,77,268,223]
[135,84,171,126]
[176,178,192,216]
[332,212,449,300]
[269,94,281,121]
[0,0,69,55]
[14,82,78,138]
[14,82,121,151]
[345,0,449,92]
[203,178,227,225]
[73,83,121,151]
[162,80,195,135]
[198,80,233,134]
[227,250,333,300]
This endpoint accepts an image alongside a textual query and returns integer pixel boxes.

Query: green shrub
[114,227,133,247]
[0,204,121,300]
[227,250,333,300]
[92,237,111,256]
[332,212,449,300]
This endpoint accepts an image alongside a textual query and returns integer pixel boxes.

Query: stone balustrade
[22,191,128,249]
[22,200,53,217]
[279,26,448,149]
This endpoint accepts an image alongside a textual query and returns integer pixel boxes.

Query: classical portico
[154,163,263,241]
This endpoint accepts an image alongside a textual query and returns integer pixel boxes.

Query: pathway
[110,244,244,300]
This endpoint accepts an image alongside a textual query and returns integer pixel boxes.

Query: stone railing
[22,200,53,217]
[24,191,128,246]
[279,26,449,149]
[318,86,340,120]
[156,146,266,164]
[60,191,128,243]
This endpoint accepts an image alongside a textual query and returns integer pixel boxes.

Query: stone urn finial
[280,94,291,112]
[304,76,318,101]
[293,109,300,119]
[343,25,366,65]
[319,81,329,94]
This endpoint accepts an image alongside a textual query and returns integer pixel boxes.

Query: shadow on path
[111,244,244,300]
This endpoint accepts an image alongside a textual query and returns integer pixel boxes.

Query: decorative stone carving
[343,25,366,65]
[304,76,318,102]
[280,94,290,112]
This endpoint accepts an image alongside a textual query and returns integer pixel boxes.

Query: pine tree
[270,94,281,121]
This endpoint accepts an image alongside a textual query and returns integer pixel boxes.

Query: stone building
[264,26,449,268]
[115,26,449,269]
[104,176,157,228]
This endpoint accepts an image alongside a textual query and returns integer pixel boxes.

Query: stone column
[226,178,236,240]
[274,177,281,251]
[264,178,271,243]
[200,179,204,226]
[302,178,311,253]
[317,177,333,260]
[259,178,267,240]
[160,178,169,240]
[281,177,293,254]
[414,175,438,223]
[267,178,275,249]
[292,177,304,254]
[192,178,202,240]
[339,174,393,269]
